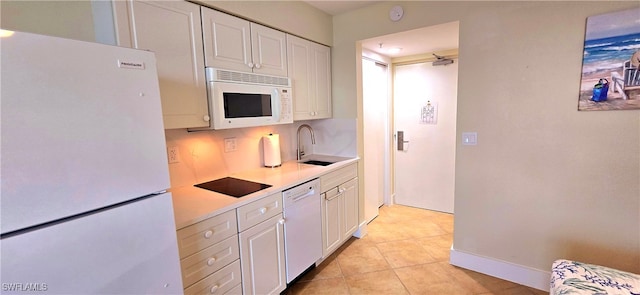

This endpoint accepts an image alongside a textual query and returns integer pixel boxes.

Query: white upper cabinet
[287,34,332,120]
[201,7,288,77]
[113,0,210,129]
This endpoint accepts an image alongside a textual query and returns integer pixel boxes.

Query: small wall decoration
[578,7,640,111]
[420,101,437,124]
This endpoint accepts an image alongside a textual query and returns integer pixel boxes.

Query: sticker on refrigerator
[117,60,145,70]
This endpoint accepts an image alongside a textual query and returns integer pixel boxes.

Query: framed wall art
[578,7,640,111]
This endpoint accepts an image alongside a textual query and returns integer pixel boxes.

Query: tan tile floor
[285,205,548,295]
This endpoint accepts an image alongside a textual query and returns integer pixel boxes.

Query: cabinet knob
[247,62,254,68]
[278,218,285,225]
[203,115,210,122]
[254,63,261,69]
[207,257,216,266]
[209,284,219,294]
[259,207,267,214]
[338,187,346,193]
[204,230,213,238]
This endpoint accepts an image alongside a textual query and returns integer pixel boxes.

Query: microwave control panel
[280,89,292,122]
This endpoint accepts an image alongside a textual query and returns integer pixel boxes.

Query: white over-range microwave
[192,67,293,130]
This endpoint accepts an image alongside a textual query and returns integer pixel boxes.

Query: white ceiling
[303,1,459,58]
[360,21,459,58]
[304,1,381,16]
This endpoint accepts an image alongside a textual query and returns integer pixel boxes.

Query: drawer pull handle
[204,230,213,239]
[259,207,267,214]
[207,257,216,266]
[209,284,219,294]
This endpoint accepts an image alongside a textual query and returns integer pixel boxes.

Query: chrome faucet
[296,124,316,161]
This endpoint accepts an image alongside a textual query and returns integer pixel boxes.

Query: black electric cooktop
[194,177,271,198]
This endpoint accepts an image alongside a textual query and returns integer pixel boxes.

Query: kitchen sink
[301,160,334,166]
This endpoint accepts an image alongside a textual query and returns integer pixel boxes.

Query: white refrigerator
[0,30,183,294]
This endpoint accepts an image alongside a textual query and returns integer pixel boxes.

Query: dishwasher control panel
[282,179,319,208]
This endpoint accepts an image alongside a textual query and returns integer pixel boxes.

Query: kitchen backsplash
[165,119,356,188]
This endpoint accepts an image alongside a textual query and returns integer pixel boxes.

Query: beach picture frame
[578,7,640,111]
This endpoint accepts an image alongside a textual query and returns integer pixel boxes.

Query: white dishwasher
[282,178,322,283]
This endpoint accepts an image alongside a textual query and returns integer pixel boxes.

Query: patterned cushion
[551,259,640,295]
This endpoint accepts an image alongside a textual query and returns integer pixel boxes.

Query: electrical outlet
[168,146,180,163]
[224,138,237,153]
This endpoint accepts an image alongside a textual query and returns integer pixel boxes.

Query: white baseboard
[353,221,368,238]
[449,247,550,292]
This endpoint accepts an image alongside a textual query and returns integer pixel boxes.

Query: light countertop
[170,155,358,230]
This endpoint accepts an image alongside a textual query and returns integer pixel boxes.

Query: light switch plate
[462,132,477,146]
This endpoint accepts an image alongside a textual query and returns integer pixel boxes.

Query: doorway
[359,21,459,214]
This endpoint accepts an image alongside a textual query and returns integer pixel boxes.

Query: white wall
[165,119,356,189]
[302,119,358,158]
[334,0,640,278]
[1,1,98,42]
[165,125,296,188]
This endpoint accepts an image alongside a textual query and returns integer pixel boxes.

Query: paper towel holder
[263,133,282,168]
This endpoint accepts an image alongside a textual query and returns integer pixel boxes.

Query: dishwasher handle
[291,188,316,202]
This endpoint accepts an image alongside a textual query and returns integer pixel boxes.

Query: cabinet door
[201,7,252,72]
[321,189,342,257]
[239,214,286,295]
[287,34,314,120]
[287,34,332,121]
[341,177,359,240]
[311,42,332,119]
[250,23,287,77]
[113,0,209,129]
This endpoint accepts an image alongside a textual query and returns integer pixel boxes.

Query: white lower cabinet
[320,163,359,258]
[237,192,286,295]
[183,260,242,295]
[340,178,359,241]
[177,209,241,294]
[238,214,286,295]
[176,162,359,293]
[322,187,342,255]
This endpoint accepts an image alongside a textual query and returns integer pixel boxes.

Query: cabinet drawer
[184,260,241,295]
[237,192,282,232]
[321,163,357,192]
[225,284,242,295]
[180,235,240,288]
[177,210,238,258]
